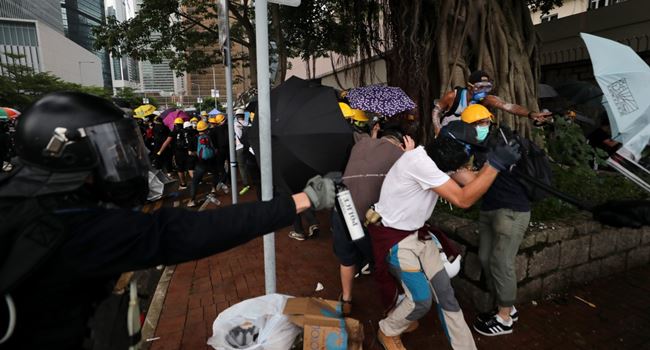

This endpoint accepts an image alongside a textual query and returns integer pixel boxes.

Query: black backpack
[175,129,190,150]
[512,134,554,202]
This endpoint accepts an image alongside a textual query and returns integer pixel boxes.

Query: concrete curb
[141,265,175,349]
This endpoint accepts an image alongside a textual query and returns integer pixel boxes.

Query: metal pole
[254,0,276,294]
[223,0,239,204]
[213,67,218,109]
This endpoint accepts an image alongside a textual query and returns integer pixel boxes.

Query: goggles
[470,82,493,94]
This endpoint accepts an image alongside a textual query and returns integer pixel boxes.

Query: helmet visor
[84,119,151,182]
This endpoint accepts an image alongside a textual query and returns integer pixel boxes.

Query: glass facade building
[61,0,112,88]
[0,19,41,75]
[0,0,64,33]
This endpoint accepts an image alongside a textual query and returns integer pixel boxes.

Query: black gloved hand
[487,142,521,172]
[303,173,338,210]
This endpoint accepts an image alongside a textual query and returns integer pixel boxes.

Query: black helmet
[9,92,151,205]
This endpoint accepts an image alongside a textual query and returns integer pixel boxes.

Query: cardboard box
[283,297,364,350]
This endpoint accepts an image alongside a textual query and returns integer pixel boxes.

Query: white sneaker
[187,200,196,208]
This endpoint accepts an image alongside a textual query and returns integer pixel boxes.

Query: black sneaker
[307,224,320,238]
[476,306,519,323]
[473,315,513,336]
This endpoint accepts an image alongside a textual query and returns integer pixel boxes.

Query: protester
[0,120,10,172]
[156,117,190,189]
[184,121,198,179]
[288,209,320,241]
[188,120,220,207]
[209,114,230,195]
[332,117,415,316]
[234,109,251,194]
[432,70,552,136]
[0,92,338,349]
[456,105,532,337]
[369,120,521,349]
[152,116,173,173]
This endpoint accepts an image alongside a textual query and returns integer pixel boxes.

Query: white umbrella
[581,33,650,160]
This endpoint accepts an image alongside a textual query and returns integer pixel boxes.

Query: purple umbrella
[346,85,416,117]
[163,109,189,130]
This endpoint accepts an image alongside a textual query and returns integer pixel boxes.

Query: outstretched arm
[432,91,456,137]
[483,95,551,122]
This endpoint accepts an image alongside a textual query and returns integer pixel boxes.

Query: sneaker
[288,231,306,241]
[473,314,513,337]
[307,224,320,238]
[338,294,352,316]
[239,185,250,195]
[378,329,406,350]
[178,184,187,190]
[187,200,197,208]
[221,183,230,194]
[476,306,519,323]
[360,263,372,275]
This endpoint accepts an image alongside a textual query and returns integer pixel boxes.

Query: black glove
[487,142,521,172]
[303,173,338,210]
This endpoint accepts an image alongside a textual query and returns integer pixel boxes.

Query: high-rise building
[0,0,103,86]
[0,0,64,33]
[105,0,140,93]
[61,0,112,88]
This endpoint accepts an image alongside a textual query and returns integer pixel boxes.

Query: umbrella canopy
[554,81,603,106]
[134,104,156,119]
[346,85,416,117]
[0,107,20,120]
[538,84,559,99]
[249,76,353,193]
[208,108,222,116]
[581,33,650,159]
[162,109,190,130]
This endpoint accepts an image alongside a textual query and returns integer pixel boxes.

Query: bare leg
[340,264,356,302]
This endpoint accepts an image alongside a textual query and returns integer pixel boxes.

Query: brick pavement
[147,185,650,350]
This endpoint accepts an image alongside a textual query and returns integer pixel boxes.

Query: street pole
[223,0,239,205]
[254,0,276,294]
[212,67,218,109]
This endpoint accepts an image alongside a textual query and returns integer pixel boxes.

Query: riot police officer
[0,92,335,349]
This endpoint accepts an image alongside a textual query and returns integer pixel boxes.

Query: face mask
[476,125,490,142]
[471,91,488,103]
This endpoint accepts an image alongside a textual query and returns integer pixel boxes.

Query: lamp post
[77,61,95,86]
[191,82,201,103]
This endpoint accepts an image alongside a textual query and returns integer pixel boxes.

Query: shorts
[331,208,373,267]
[174,150,189,171]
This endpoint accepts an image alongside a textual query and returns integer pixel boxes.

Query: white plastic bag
[207,294,300,350]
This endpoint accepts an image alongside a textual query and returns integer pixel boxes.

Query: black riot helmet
[11,92,151,206]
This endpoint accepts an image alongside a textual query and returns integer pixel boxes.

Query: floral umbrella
[346,85,416,117]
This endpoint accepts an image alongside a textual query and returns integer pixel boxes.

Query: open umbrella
[162,109,189,130]
[208,108,222,116]
[134,104,156,119]
[538,84,559,99]
[0,107,20,120]
[346,85,416,117]
[581,33,650,159]
[249,76,353,193]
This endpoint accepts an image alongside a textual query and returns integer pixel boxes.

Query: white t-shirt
[375,146,450,231]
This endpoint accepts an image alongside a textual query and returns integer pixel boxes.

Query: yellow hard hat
[461,104,493,124]
[201,111,208,117]
[214,114,225,124]
[196,120,209,132]
[190,117,199,122]
[174,117,184,125]
[339,102,354,118]
[208,117,217,124]
[350,108,368,122]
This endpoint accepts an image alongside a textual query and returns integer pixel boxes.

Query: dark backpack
[512,135,554,202]
[175,129,190,150]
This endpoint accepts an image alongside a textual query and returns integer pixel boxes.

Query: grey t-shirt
[342,135,404,218]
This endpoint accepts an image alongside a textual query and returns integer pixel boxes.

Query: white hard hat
[235,108,245,115]
[183,121,192,129]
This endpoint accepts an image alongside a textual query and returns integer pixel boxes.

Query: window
[589,0,627,10]
[540,14,559,22]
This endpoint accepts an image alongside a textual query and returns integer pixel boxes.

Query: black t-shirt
[475,126,531,212]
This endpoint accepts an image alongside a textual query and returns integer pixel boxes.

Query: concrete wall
[531,0,587,25]
[430,212,650,311]
[37,21,103,86]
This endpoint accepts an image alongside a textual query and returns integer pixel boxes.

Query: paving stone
[452,278,492,313]
[627,246,650,269]
[528,243,560,277]
[429,213,473,237]
[463,252,482,281]
[616,228,642,252]
[574,220,602,235]
[546,225,575,243]
[520,231,538,249]
[641,226,650,245]
[559,236,590,268]
[572,261,601,284]
[590,231,617,259]
[601,254,626,277]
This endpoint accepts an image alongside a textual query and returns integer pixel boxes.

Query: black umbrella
[248,76,354,193]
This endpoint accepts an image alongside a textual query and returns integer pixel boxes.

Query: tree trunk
[382,0,541,143]
[270,4,287,85]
